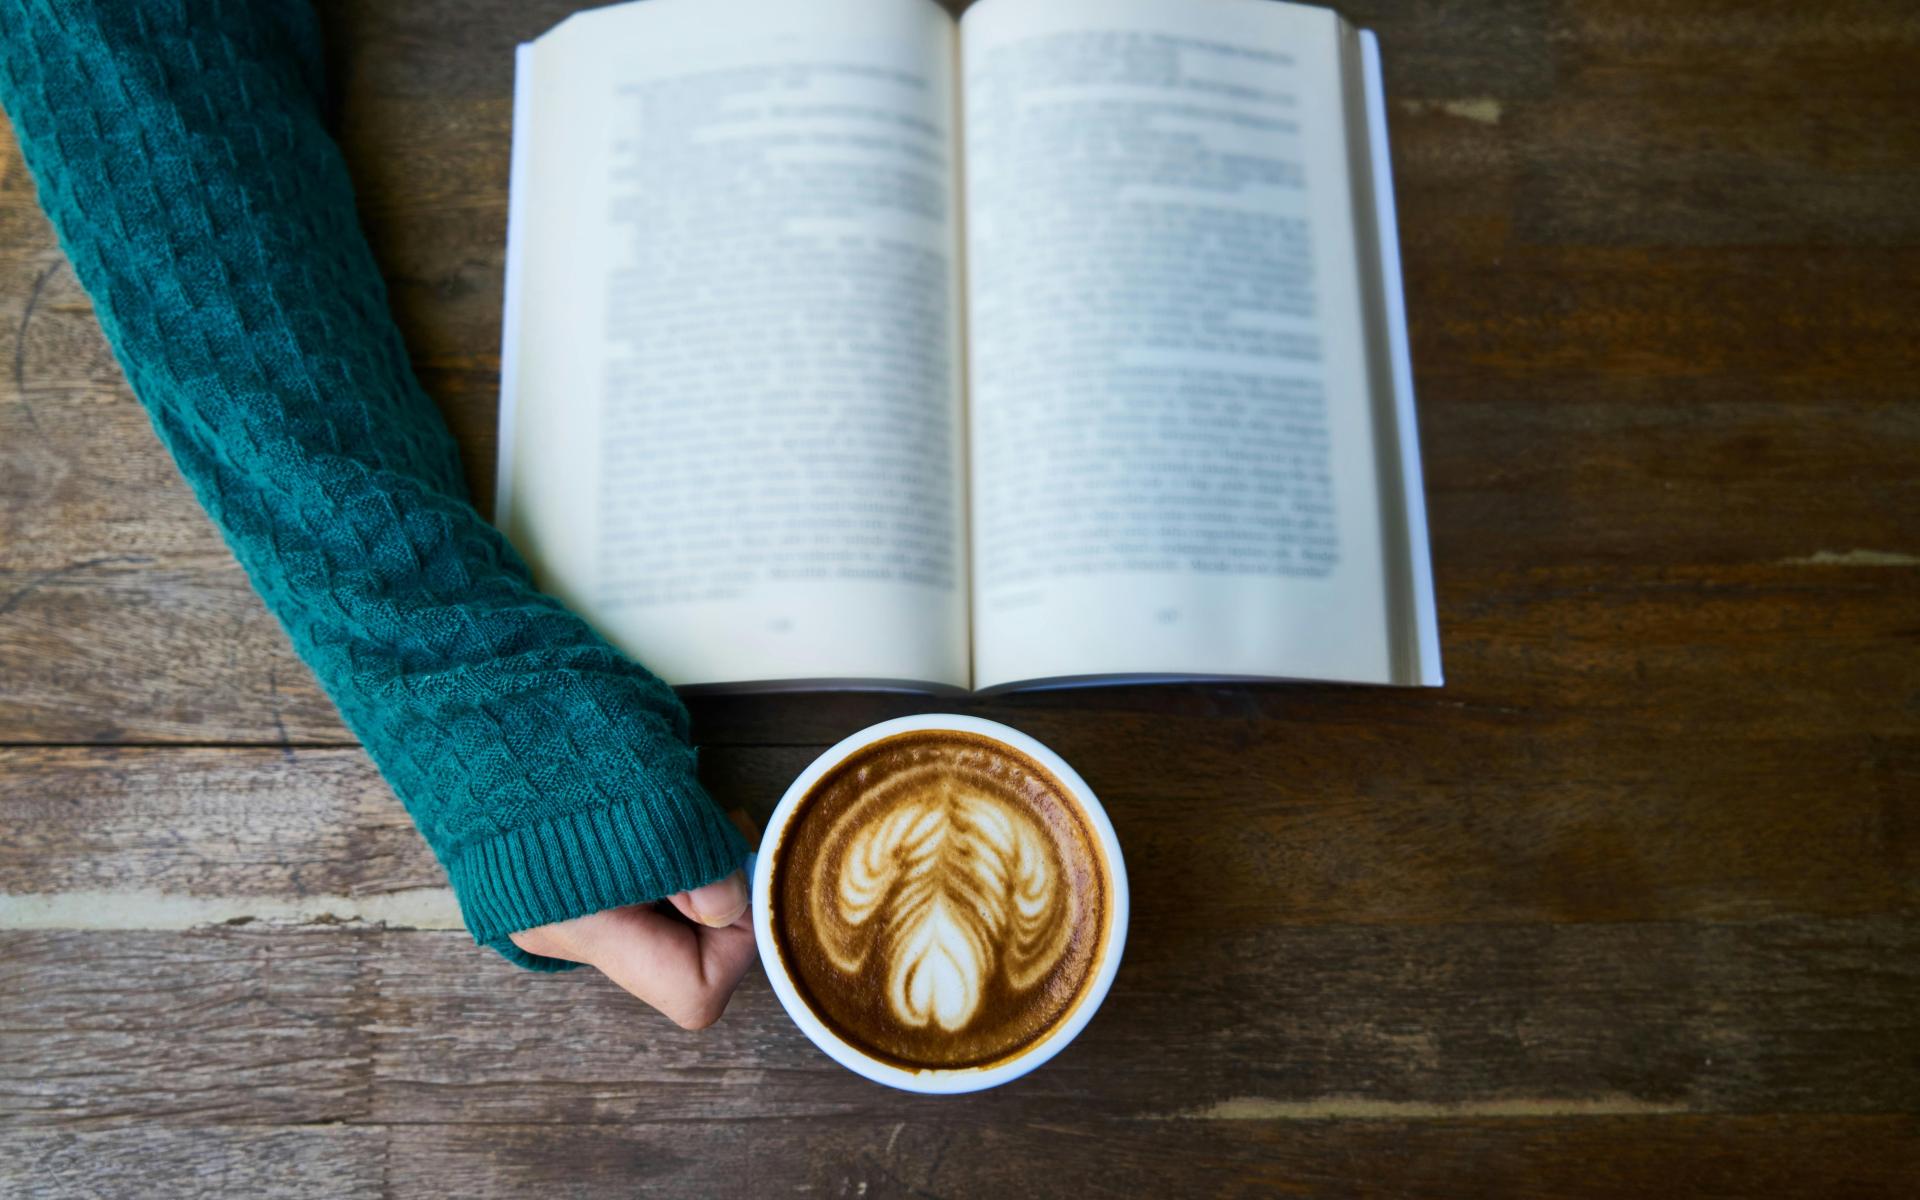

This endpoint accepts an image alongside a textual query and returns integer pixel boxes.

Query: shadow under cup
[752,714,1130,1094]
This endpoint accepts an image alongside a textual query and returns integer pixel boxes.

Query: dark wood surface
[3,1,1918,1196]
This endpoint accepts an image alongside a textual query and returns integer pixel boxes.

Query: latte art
[812,772,1072,1032]
[771,731,1110,1071]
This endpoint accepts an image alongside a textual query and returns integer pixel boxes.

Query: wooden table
[3,1,1916,1195]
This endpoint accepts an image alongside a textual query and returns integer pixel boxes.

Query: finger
[666,868,748,928]
[694,911,758,997]
[582,904,758,1030]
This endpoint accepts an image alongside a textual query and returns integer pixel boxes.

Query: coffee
[769,729,1111,1071]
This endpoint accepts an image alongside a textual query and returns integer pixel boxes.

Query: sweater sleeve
[0,0,748,968]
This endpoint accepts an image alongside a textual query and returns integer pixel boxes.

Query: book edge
[494,41,537,530]
[1360,30,1443,687]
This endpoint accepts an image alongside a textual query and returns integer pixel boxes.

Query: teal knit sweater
[0,0,748,968]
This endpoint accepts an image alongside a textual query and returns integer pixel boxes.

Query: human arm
[0,0,751,995]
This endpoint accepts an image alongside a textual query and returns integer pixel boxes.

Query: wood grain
[0,748,440,900]
[2,919,1913,1130]
[4,1117,1915,1200]
[0,1129,384,1200]
[1,0,1916,1195]
[378,1116,1920,1200]
[0,932,369,1126]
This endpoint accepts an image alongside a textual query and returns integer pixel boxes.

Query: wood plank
[2,920,1912,1129]
[0,931,369,1125]
[0,562,346,746]
[3,1116,1911,1200]
[377,1116,1920,1200]
[0,747,439,901]
[4,743,1912,931]
[0,1128,383,1200]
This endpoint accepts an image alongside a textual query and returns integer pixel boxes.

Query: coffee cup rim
[751,713,1130,1094]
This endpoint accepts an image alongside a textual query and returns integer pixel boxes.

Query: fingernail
[688,871,749,927]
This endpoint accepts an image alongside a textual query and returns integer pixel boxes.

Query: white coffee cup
[752,713,1130,1094]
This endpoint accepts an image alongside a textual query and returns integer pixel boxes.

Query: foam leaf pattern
[812,774,1071,1031]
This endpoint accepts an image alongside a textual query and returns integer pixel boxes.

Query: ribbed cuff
[447,785,750,972]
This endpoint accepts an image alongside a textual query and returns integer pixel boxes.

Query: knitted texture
[0,0,748,968]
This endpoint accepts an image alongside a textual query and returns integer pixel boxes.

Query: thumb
[667,869,749,928]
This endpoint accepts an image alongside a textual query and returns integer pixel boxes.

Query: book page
[498,0,968,688]
[961,0,1415,688]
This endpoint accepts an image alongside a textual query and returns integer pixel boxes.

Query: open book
[497,0,1440,692]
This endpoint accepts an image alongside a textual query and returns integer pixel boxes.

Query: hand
[509,868,756,1030]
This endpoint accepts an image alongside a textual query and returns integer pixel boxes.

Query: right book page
[960,0,1439,690]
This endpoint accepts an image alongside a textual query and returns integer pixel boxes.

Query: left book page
[498,0,969,689]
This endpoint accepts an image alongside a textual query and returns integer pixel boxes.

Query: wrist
[446,784,748,969]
